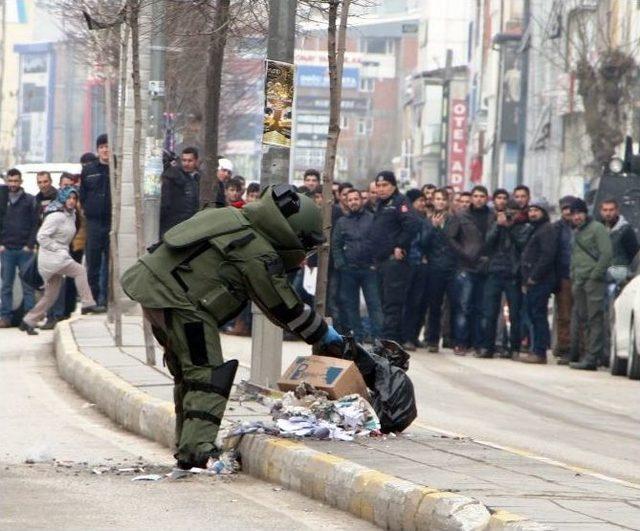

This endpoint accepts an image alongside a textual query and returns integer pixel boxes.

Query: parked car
[610,253,640,379]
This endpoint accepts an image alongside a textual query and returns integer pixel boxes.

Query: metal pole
[438,49,453,187]
[516,0,530,185]
[250,0,297,388]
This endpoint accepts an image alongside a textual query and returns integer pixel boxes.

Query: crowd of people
[227,168,636,372]
[2,136,638,373]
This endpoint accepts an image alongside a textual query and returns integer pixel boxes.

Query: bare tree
[314,0,351,318]
[201,0,232,205]
[533,1,639,180]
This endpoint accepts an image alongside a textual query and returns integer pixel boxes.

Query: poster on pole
[262,59,295,148]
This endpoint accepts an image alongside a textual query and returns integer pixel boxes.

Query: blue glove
[321,325,343,347]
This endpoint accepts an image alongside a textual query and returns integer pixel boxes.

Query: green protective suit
[121,186,327,467]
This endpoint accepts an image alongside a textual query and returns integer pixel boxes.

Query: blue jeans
[1,248,36,320]
[482,273,522,353]
[424,268,456,345]
[339,267,384,343]
[453,271,486,349]
[523,280,554,357]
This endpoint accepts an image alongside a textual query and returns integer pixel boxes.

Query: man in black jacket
[519,201,557,364]
[371,171,419,343]
[423,188,458,352]
[0,169,38,327]
[481,195,531,358]
[600,199,639,271]
[80,133,111,307]
[446,185,495,355]
[159,147,201,238]
[332,189,383,343]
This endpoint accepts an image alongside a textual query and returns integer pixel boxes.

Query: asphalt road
[227,334,640,486]
[0,329,374,530]
[407,348,640,485]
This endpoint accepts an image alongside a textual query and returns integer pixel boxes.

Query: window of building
[22,83,46,113]
[362,37,395,55]
[359,77,375,93]
[22,54,47,74]
[340,115,348,129]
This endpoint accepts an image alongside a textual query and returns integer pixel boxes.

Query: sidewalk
[59,315,640,530]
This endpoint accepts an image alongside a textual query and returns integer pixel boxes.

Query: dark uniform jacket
[332,209,375,269]
[0,189,38,249]
[446,206,495,273]
[606,215,639,267]
[521,214,557,285]
[80,160,111,228]
[370,190,418,263]
[159,166,200,237]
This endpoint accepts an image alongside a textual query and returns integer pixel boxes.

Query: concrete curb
[54,319,175,448]
[54,319,551,531]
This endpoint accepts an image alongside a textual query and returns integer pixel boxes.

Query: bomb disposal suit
[121,185,338,469]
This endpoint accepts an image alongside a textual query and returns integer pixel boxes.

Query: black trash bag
[342,336,417,434]
[20,253,44,291]
[372,338,411,371]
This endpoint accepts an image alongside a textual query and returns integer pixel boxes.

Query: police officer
[121,184,341,469]
[370,171,419,344]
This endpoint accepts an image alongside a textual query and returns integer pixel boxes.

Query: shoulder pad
[163,207,250,249]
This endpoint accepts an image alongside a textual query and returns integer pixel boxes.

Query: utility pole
[438,49,453,187]
[516,0,531,185]
[250,0,297,388]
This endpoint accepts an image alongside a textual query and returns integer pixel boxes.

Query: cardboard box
[278,355,369,400]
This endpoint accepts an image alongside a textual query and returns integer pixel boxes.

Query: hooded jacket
[605,215,639,267]
[520,208,557,285]
[122,187,327,344]
[571,218,613,283]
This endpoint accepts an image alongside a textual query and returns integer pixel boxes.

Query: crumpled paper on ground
[225,383,381,443]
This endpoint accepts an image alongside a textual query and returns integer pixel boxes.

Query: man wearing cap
[553,196,578,362]
[370,171,419,344]
[519,201,558,364]
[80,133,111,307]
[569,198,612,370]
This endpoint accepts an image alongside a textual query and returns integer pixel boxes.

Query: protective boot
[176,359,239,469]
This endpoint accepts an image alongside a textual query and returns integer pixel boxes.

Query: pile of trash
[226,382,381,442]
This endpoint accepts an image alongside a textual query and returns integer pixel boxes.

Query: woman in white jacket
[20,187,104,335]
